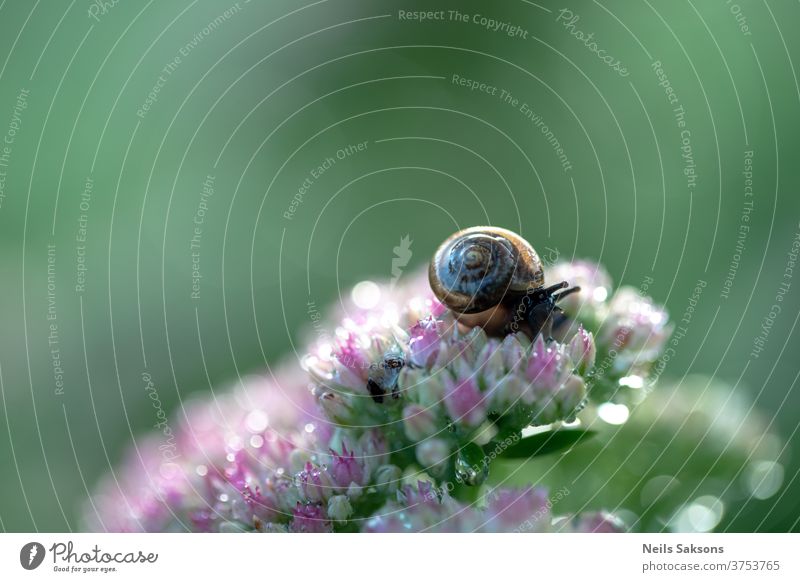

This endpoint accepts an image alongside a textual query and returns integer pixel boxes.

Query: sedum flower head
[548,260,613,323]
[85,261,663,533]
[548,261,672,403]
[363,483,622,533]
[303,271,599,482]
[83,365,390,533]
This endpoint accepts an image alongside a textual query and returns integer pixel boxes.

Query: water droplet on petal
[455,443,488,486]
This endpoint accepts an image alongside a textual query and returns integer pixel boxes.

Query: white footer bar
[1,533,798,581]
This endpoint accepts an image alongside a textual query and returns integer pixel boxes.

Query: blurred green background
[0,0,798,531]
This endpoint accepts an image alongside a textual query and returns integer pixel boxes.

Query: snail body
[429,227,579,339]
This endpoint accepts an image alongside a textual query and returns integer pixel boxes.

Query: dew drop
[455,443,488,486]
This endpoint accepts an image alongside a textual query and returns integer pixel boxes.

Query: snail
[429,226,580,339]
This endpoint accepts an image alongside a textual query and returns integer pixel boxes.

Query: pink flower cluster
[549,262,672,400]
[365,483,622,533]
[85,260,668,532]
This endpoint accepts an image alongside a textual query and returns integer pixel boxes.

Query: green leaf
[492,429,595,459]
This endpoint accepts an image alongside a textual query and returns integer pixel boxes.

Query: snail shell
[429,226,544,314]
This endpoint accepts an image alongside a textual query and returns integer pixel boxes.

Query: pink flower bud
[329,442,365,489]
[402,404,439,441]
[483,486,551,532]
[526,336,569,392]
[296,462,333,503]
[500,333,528,370]
[315,389,358,425]
[559,374,587,418]
[547,260,612,317]
[290,502,332,533]
[568,325,596,375]
[444,375,488,428]
[333,331,371,378]
[415,438,451,472]
[358,430,390,473]
[491,375,526,408]
[408,316,444,367]
[599,287,671,373]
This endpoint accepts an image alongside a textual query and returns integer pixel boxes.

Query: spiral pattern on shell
[429,227,544,314]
